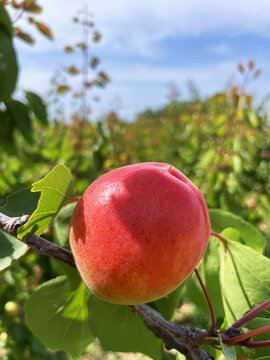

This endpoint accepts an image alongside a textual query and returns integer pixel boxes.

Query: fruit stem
[223,325,270,345]
[194,268,216,334]
[231,299,270,328]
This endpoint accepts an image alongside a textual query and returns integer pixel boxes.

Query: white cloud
[11,0,270,120]
[14,0,270,57]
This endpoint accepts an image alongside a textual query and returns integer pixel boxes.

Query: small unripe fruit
[70,163,210,305]
[4,301,20,317]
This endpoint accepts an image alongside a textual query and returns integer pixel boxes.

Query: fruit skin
[70,162,210,305]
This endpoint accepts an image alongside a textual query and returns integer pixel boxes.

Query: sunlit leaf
[14,28,34,44]
[57,85,70,94]
[219,238,270,325]
[67,66,79,75]
[23,1,42,14]
[93,30,101,42]
[76,42,87,50]
[35,21,53,39]
[98,71,110,83]
[90,56,99,68]
[237,63,245,74]
[247,60,255,69]
[64,45,73,53]
[17,164,74,239]
[209,209,266,253]
[28,16,35,23]
[253,69,262,79]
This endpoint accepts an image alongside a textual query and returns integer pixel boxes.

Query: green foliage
[0,189,39,273]
[25,91,48,125]
[0,232,28,273]
[5,100,33,142]
[219,237,270,326]
[184,236,224,318]
[88,297,163,360]
[152,284,183,320]
[18,164,74,239]
[218,335,236,360]
[53,203,77,247]
[209,209,266,253]
[0,5,18,101]
[25,276,92,358]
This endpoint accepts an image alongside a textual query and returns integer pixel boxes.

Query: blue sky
[13,0,270,120]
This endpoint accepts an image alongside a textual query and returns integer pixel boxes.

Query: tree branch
[0,212,213,359]
[0,212,75,267]
[133,304,213,360]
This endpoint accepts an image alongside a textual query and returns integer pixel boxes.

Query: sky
[13,0,270,121]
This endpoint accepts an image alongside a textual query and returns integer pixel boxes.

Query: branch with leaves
[1,209,270,360]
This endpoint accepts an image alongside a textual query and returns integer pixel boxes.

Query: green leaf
[88,297,163,360]
[219,239,270,326]
[17,165,74,239]
[25,276,92,357]
[0,189,39,273]
[53,202,77,247]
[0,110,15,152]
[0,232,28,273]
[152,284,183,320]
[0,188,40,217]
[0,4,12,38]
[220,230,270,358]
[5,100,32,141]
[184,236,224,318]
[0,30,18,101]
[219,335,236,360]
[209,209,266,253]
[25,91,48,125]
[244,314,270,330]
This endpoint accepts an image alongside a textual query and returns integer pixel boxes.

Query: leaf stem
[223,325,270,345]
[232,299,270,328]
[194,268,216,334]
[210,231,226,251]
[210,231,226,241]
[242,340,270,348]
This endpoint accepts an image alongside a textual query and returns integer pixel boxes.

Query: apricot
[69,162,210,305]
